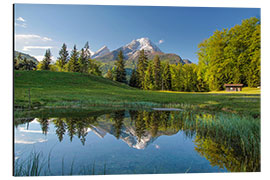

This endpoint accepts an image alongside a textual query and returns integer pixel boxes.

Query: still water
[14,109,259,176]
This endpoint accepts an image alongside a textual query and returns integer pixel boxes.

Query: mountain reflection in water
[14,109,260,174]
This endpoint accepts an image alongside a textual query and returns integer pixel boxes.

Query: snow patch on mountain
[123,37,162,54]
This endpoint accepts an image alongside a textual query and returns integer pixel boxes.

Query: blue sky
[14,4,260,63]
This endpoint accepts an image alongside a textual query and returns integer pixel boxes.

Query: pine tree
[129,69,139,88]
[144,62,154,90]
[78,48,88,73]
[137,49,148,88]
[171,64,183,91]
[115,50,127,83]
[56,43,69,71]
[84,41,91,60]
[67,45,79,72]
[152,55,162,90]
[38,49,52,70]
[162,62,172,90]
[82,42,91,73]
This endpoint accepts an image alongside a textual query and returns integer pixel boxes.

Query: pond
[14,109,260,176]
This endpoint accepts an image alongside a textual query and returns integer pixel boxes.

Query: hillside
[14,51,39,64]
[14,71,260,116]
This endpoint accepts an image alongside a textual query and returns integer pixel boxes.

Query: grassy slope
[14,71,260,116]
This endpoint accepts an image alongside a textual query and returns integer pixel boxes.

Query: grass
[14,70,260,117]
[190,112,260,172]
[14,151,107,176]
[165,111,260,172]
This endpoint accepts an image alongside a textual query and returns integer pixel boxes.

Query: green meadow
[14,70,260,117]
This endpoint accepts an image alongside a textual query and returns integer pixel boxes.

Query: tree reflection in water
[21,109,259,172]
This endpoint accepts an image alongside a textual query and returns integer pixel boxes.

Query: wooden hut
[224,84,244,92]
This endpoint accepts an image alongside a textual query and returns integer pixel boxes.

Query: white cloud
[23,46,53,51]
[16,34,52,42]
[16,17,26,22]
[158,39,164,44]
[15,139,47,144]
[15,17,27,28]
[15,23,27,28]
[18,127,45,134]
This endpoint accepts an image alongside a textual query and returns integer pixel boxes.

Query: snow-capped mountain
[99,37,162,60]
[95,37,185,65]
[91,46,110,59]
[123,37,162,54]
[118,37,162,60]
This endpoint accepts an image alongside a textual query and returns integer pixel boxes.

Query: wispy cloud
[23,46,53,51]
[158,39,164,45]
[16,34,52,42]
[15,22,27,28]
[15,17,27,28]
[18,127,46,134]
[15,139,47,144]
[16,17,26,22]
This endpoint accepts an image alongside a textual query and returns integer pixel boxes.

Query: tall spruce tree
[83,42,91,73]
[115,50,127,83]
[144,62,154,90]
[67,45,79,72]
[129,69,139,88]
[78,48,88,73]
[137,49,148,88]
[171,64,183,91]
[38,49,52,70]
[56,43,69,71]
[84,41,91,59]
[162,62,172,90]
[152,55,162,90]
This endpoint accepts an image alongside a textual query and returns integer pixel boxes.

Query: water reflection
[14,109,260,173]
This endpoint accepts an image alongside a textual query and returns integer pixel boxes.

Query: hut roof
[224,84,244,87]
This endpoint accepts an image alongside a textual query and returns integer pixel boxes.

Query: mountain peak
[124,37,162,54]
[91,45,110,59]
[136,37,150,42]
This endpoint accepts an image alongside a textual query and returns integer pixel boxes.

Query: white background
[0,0,269,179]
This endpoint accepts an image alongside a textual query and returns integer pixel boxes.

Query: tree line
[107,17,260,92]
[106,49,200,92]
[39,42,102,76]
[14,42,102,76]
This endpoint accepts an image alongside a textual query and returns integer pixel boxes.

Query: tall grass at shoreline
[14,151,107,176]
[180,112,260,172]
